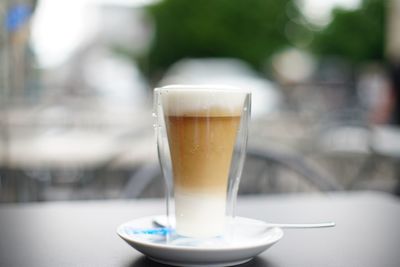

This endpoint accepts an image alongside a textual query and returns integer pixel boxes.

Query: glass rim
[155,84,251,94]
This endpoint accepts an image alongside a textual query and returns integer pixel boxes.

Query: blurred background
[1,0,399,203]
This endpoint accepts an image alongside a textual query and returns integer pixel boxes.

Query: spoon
[262,222,335,229]
[152,216,335,229]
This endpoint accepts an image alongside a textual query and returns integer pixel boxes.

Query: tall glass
[154,85,251,238]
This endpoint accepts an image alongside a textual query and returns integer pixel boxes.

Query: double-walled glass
[154,85,251,238]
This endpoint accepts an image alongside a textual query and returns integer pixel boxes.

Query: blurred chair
[121,163,162,198]
[313,107,400,193]
[121,145,343,199]
[239,145,343,195]
[312,107,372,189]
[352,125,400,194]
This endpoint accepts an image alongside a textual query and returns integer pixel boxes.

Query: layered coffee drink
[160,85,247,237]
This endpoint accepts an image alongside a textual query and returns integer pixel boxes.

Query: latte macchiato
[160,85,247,237]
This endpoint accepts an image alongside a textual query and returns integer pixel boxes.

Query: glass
[154,85,251,238]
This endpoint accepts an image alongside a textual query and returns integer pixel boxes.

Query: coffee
[166,115,240,236]
[167,115,241,194]
[160,85,247,237]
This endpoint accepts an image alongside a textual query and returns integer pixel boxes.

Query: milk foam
[159,85,248,116]
[175,190,226,238]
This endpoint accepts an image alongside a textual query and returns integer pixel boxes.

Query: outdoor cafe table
[1,192,399,267]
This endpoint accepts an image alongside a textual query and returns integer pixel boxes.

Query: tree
[144,0,298,79]
[312,0,385,63]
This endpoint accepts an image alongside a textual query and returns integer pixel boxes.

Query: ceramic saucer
[117,215,283,267]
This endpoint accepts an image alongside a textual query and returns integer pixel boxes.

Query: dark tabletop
[1,192,400,267]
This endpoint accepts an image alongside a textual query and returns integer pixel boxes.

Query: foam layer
[159,85,249,117]
[175,190,226,238]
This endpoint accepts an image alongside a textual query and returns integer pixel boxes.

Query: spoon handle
[152,216,335,229]
[265,222,335,229]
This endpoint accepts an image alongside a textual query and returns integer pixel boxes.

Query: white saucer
[117,215,283,267]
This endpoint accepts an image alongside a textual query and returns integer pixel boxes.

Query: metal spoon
[263,222,335,229]
[152,216,335,229]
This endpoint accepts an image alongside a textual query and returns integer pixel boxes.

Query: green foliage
[145,0,296,77]
[312,0,385,63]
[141,0,385,80]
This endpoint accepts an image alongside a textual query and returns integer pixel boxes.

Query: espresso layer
[166,115,240,193]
